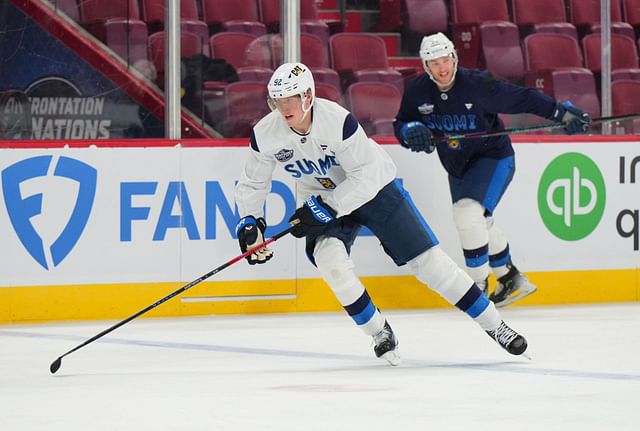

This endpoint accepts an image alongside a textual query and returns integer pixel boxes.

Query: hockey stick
[438,112,640,142]
[49,222,297,374]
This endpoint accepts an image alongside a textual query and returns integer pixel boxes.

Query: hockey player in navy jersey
[234,62,530,365]
[394,32,592,308]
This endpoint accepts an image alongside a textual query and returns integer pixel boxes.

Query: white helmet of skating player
[419,32,458,85]
[267,62,315,114]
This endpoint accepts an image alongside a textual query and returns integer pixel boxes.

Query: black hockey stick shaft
[438,112,640,142]
[49,223,296,374]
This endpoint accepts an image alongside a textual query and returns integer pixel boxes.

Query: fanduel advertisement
[0,142,638,287]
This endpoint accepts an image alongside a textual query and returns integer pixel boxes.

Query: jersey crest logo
[465,103,473,110]
[275,149,294,162]
[418,103,434,115]
[448,139,461,150]
[316,177,337,189]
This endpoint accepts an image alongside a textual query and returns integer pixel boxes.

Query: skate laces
[490,322,518,347]
[373,325,393,346]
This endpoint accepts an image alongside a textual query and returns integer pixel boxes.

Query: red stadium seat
[315,83,342,103]
[148,31,205,87]
[209,32,258,70]
[201,0,260,33]
[532,22,578,40]
[105,18,149,66]
[511,0,576,38]
[512,0,567,25]
[347,82,402,136]
[623,0,640,31]
[140,0,200,31]
[329,33,403,91]
[480,21,525,81]
[237,66,273,83]
[451,0,510,68]
[451,0,510,24]
[222,81,270,137]
[271,33,330,69]
[568,0,624,27]
[612,79,640,132]
[259,0,323,33]
[582,33,639,73]
[79,0,141,41]
[403,0,448,34]
[612,79,640,113]
[550,68,601,119]
[523,33,584,72]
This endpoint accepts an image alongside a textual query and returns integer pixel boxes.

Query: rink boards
[1,136,638,322]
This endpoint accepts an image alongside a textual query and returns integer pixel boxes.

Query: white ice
[1,303,639,431]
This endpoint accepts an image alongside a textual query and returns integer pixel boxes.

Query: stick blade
[50,357,62,374]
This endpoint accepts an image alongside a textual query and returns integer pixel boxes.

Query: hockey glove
[400,121,435,153]
[236,216,273,265]
[288,196,337,238]
[550,101,592,135]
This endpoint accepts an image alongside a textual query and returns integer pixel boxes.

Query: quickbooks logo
[2,156,97,270]
[538,153,605,240]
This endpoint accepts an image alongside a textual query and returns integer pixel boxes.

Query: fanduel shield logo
[2,156,97,269]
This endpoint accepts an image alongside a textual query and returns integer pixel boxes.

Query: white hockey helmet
[419,32,458,85]
[267,62,315,113]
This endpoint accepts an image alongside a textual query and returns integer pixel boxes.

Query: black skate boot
[486,321,529,356]
[490,264,537,308]
[373,321,400,366]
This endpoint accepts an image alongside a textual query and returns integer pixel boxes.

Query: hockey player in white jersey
[234,62,529,365]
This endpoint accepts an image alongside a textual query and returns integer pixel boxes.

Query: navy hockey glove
[550,101,592,135]
[400,121,435,153]
[288,196,337,238]
[236,216,273,265]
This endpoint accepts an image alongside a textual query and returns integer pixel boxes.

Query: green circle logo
[538,153,606,240]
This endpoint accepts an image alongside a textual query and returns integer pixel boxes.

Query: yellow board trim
[0,269,638,324]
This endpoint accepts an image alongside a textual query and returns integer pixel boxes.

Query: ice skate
[490,265,537,308]
[486,320,529,357]
[373,321,401,366]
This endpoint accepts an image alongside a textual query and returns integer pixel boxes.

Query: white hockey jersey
[235,98,397,219]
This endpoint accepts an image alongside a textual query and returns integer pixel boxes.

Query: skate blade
[495,285,538,308]
[380,349,401,366]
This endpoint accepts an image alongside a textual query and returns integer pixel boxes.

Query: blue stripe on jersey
[345,291,376,325]
[393,179,440,245]
[463,244,489,268]
[455,284,490,318]
[482,156,514,212]
[250,129,259,152]
[489,245,511,268]
[342,113,359,140]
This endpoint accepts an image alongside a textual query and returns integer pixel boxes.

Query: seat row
[388,0,640,37]
[53,0,330,41]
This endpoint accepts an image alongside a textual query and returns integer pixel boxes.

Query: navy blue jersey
[394,67,558,178]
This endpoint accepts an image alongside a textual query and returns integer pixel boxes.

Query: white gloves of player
[236,216,273,265]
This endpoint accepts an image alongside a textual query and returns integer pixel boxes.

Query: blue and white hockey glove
[288,196,337,238]
[550,101,592,135]
[236,216,273,265]
[400,121,435,153]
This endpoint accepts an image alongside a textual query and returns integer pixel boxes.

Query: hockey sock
[314,236,385,336]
